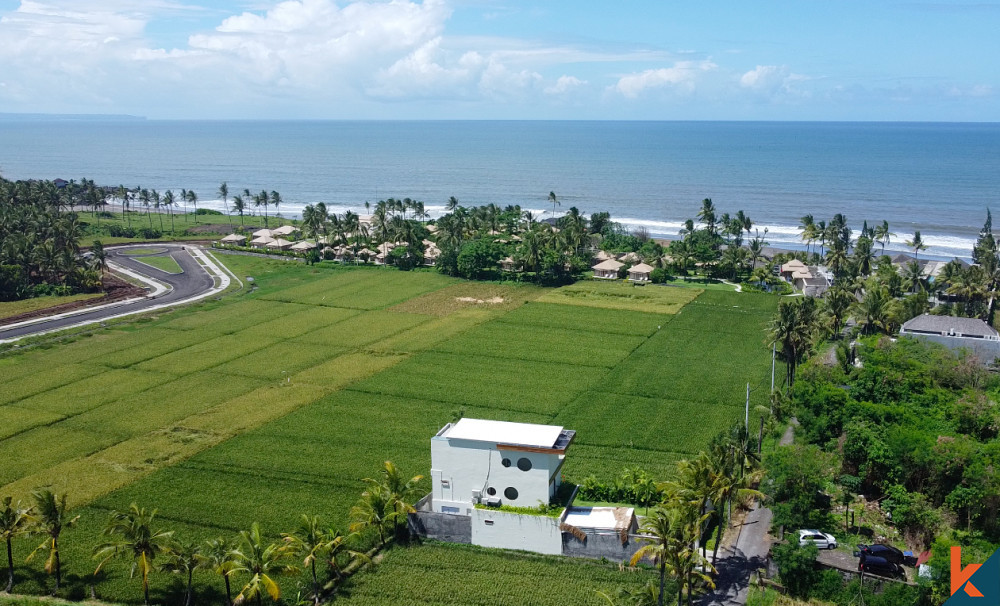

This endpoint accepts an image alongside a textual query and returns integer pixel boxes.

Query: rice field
[0,257,776,604]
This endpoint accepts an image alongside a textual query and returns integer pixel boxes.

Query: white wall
[470,508,563,555]
[431,436,563,513]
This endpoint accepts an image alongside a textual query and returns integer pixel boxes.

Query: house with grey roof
[899,314,1000,364]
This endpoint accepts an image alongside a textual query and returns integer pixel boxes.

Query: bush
[772,541,819,598]
[106,225,137,238]
[577,468,662,508]
[195,208,224,215]
[138,227,162,239]
[0,264,28,301]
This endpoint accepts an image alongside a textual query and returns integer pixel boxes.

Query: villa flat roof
[444,418,567,450]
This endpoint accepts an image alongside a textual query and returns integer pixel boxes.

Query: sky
[0,0,997,120]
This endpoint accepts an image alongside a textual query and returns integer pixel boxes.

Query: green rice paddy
[0,255,777,605]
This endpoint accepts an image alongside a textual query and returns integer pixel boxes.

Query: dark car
[858,543,905,565]
[859,554,904,578]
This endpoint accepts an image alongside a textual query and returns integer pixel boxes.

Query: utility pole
[745,382,750,430]
[770,341,776,393]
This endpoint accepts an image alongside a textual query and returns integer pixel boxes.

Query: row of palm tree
[614,424,763,606]
[0,462,422,606]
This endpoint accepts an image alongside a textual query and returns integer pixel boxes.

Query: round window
[517,457,532,471]
[501,458,511,468]
[504,487,519,501]
[486,487,497,496]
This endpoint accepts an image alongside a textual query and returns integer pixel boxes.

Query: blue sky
[0,0,996,120]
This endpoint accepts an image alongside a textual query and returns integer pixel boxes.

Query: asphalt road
[0,245,215,341]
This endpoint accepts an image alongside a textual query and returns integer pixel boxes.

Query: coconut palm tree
[905,231,928,261]
[282,515,328,605]
[630,503,710,606]
[139,189,153,229]
[161,539,201,606]
[187,190,199,225]
[768,297,820,393]
[28,490,78,595]
[852,279,898,335]
[197,538,238,606]
[1,497,35,593]
[446,196,459,212]
[232,195,247,226]
[874,220,895,255]
[548,191,560,220]
[151,189,164,232]
[697,199,717,236]
[163,190,176,234]
[93,504,173,606]
[231,522,296,606]
[219,182,233,230]
[270,191,282,225]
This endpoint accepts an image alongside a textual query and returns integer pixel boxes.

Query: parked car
[858,543,905,565]
[798,529,837,549]
[859,554,904,578]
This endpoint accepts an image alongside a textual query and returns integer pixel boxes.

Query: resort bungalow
[499,256,518,272]
[593,250,614,263]
[272,225,299,237]
[290,241,316,252]
[265,238,293,251]
[628,262,655,283]
[900,314,1000,365]
[592,259,624,280]
[424,245,441,266]
[220,233,247,245]
[619,251,641,264]
[252,228,274,239]
[779,259,807,281]
[250,235,276,248]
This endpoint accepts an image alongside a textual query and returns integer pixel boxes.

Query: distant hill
[0,112,146,122]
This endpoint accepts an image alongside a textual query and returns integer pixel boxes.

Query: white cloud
[613,60,717,98]
[544,75,586,95]
[739,65,809,98]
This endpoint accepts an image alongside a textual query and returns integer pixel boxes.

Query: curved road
[0,244,224,342]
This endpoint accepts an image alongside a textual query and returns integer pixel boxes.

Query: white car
[798,529,837,549]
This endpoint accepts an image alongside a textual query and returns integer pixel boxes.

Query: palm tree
[231,522,296,606]
[768,297,820,393]
[903,260,927,294]
[163,190,176,234]
[630,504,710,606]
[151,189,164,232]
[161,539,201,606]
[140,189,153,230]
[874,220,895,255]
[219,182,233,231]
[93,504,173,606]
[852,279,898,336]
[187,190,199,225]
[90,240,108,277]
[697,199,717,236]
[28,490,79,595]
[282,515,329,605]
[547,191,560,220]
[906,230,928,261]
[1,497,35,593]
[823,285,854,337]
[198,538,238,606]
[270,191,282,226]
[232,195,247,226]
[446,196,459,212]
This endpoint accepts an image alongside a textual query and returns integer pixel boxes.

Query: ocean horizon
[2,119,998,260]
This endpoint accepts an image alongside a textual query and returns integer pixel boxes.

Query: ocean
[1,120,998,260]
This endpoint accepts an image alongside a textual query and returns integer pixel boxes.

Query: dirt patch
[0,275,147,328]
[455,296,505,304]
[391,282,545,316]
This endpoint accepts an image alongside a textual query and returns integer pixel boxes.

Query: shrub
[772,541,819,598]
[195,208,224,215]
[0,264,28,301]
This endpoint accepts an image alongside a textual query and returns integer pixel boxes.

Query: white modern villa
[411,418,641,559]
[430,418,574,515]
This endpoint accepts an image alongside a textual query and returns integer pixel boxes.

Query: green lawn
[0,258,777,605]
[131,254,184,274]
